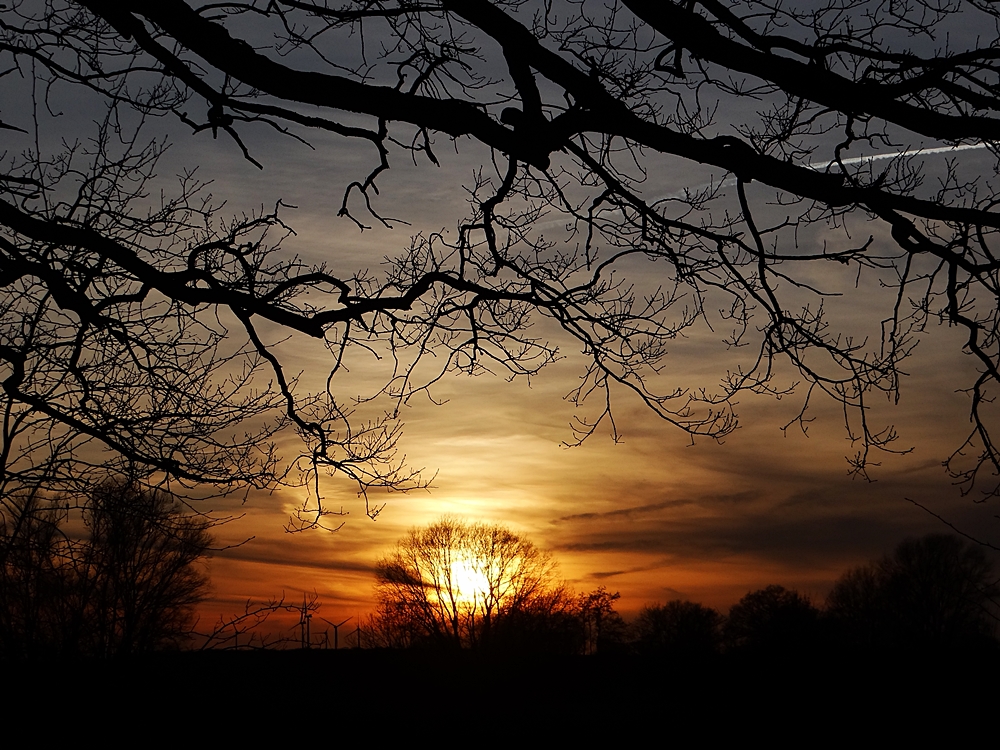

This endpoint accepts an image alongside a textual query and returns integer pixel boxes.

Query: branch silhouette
[4,0,1000,521]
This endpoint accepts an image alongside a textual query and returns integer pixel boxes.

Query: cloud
[588,560,674,580]
[554,499,695,523]
[591,570,627,579]
[215,543,376,575]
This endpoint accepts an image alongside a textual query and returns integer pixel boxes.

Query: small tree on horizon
[632,600,722,658]
[724,585,821,653]
[577,587,628,655]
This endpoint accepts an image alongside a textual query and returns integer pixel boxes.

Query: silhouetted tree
[826,534,1000,650]
[577,587,628,655]
[369,517,562,649]
[724,585,820,653]
[78,480,213,656]
[196,595,315,651]
[0,478,213,658]
[0,493,76,658]
[486,586,584,655]
[632,600,722,658]
[5,1,1000,517]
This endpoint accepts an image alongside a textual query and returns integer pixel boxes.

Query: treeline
[0,480,213,659]
[361,523,1000,656]
[4,498,998,660]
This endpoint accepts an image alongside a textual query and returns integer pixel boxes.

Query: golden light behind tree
[444,555,492,606]
[369,517,566,649]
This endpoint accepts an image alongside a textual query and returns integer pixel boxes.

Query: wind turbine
[319,616,352,650]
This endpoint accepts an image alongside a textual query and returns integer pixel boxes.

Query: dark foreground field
[6,647,999,735]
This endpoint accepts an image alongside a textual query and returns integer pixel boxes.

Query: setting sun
[447,556,491,605]
[369,519,562,648]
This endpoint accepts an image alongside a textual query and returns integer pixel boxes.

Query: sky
[179,119,1000,631]
[4,2,1000,637]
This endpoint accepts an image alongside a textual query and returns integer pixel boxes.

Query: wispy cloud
[554,499,694,523]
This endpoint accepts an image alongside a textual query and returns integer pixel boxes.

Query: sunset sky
[5,5,1000,637]
[174,119,999,630]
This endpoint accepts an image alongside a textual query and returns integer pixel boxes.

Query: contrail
[806,141,988,171]
[533,142,990,229]
[654,142,990,202]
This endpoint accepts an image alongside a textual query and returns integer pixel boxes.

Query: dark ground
[4,648,998,737]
